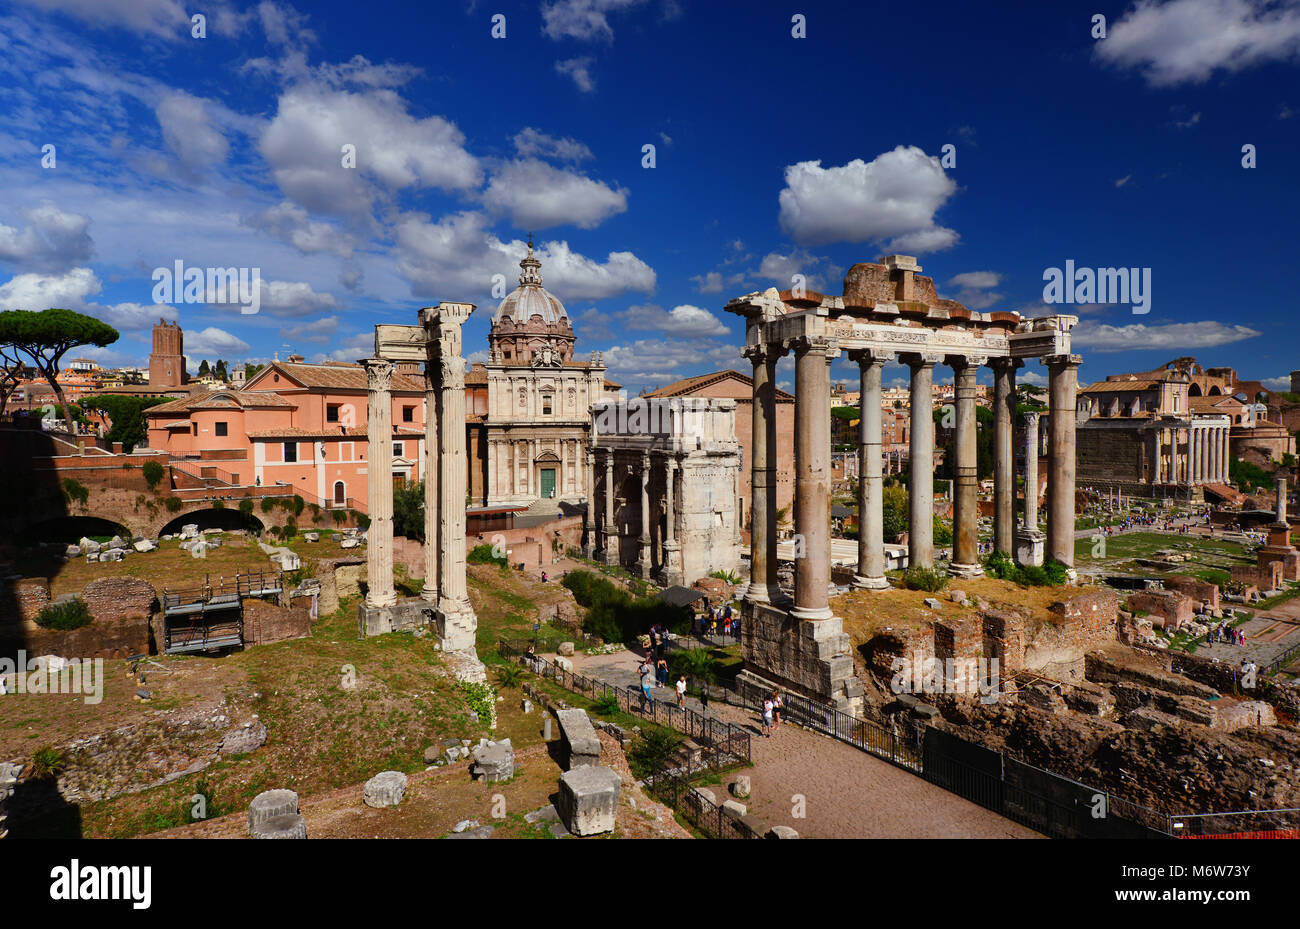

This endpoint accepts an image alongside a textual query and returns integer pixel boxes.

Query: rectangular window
[393,441,403,458]
[284,442,297,463]
[402,406,414,422]
[326,404,340,423]
[192,423,198,436]
[543,398,552,415]
[215,421,228,437]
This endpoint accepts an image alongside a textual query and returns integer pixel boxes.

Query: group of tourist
[636,657,690,710]
[696,602,738,640]
[760,689,783,738]
[1213,624,1248,647]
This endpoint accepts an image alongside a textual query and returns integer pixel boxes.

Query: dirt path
[708,703,1040,839]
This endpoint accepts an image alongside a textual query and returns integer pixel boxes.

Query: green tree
[882,482,909,542]
[142,459,165,489]
[197,359,210,378]
[0,309,119,428]
[215,359,228,381]
[394,480,425,540]
[80,394,169,452]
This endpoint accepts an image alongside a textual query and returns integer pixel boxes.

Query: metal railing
[641,766,763,839]
[499,641,750,767]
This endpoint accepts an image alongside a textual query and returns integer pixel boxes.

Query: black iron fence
[499,640,751,768]
[641,766,763,839]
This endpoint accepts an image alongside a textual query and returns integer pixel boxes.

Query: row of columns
[592,448,681,582]
[1189,423,1230,485]
[745,341,1080,614]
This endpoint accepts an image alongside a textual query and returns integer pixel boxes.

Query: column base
[789,604,834,621]
[358,597,434,638]
[948,562,984,579]
[739,601,862,717]
[436,597,478,653]
[852,574,890,591]
[1014,529,1045,567]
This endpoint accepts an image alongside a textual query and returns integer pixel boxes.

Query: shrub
[709,569,741,584]
[310,503,322,524]
[30,746,68,780]
[142,459,165,490]
[902,565,949,593]
[983,550,1069,588]
[592,693,620,716]
[468,543,508,568]
[281,524,296,539]
[667,647,718,686]
[331,508,348,526]
[627,729,683,779]
[35,598,93,631]
[562,570,690,643]
[211,499,224,510]
[164,496,184,513]
[493,664,526,688]
[261,497,277,513]
[239,498,254,519]
[458,680,497,728]
[352,510,370,530]
[291,495,305,516]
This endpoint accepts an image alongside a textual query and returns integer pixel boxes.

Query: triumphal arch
[726,256,1080,713]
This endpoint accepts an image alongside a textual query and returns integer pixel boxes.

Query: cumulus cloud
[260,87,482,221]
[777,146,959,250]
[756,249,840,293]
[601,337,740,392]
[155,91,229,173]
[483,159,627,230]
[542,0,648,41]
[0,266,101,309]
[243,201,355,257]
[513,127,593,162]
[184,326,252,358]
[615,303,730,338]
[0,204,94,272]
[1262,374,1294,390]
[946,271,1003,310]
[252,279,339,316]
[394,211,655,301]
[1072,319,1261,352]
[556,57,596,92]
[1093,0,1300,86]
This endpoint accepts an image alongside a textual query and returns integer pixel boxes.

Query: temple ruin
[726,255,1080,712]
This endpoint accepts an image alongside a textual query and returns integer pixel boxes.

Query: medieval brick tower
[150,318,185,387]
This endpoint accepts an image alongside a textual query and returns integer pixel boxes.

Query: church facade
[466,241,617,511]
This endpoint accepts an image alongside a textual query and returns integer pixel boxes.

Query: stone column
[1277,476,1288,523]
[1016,411,1045,566]
[1221,426,1230,482]
[851,350,888,590]
[744,343,783,604]
[792,336,836,620]
[425,304,477,653]
[638,452,652,579]
[991,359,1018,556]
[602,450,618,565]
[421,346,439,603]
[903,353,941,571]
[661,455,683,585]
[364,358,397,609]
[582,447,595,557]
[1046,354,1080,570]
[950,356,984,576]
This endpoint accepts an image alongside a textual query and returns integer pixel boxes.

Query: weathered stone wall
[2,576,155,659]
[1162,575,1220,612]
[1126,589,1193,630]
[242,599,312,646]
[981,609,1026,675]
[1077,424,1150,484]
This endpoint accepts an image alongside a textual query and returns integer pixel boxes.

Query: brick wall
[1126,590,1193,630]
[1162,575,1220,612]
[242,599,312,646]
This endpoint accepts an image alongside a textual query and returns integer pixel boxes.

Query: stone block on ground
[248,789,299,833]
[721,799,747,820]
[766,825,800,839]
[555,708,601,769]
[729,775,751,799]
[557,766,621,836]
[557,641,575,657]
[554,655,573,672]
[363,770,408,807]
[251,813,307,839]
[220,721,267,755]
[470,738,515,782]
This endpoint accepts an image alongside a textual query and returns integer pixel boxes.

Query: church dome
[494,238,568,325]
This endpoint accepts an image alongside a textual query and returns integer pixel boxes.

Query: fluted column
[582,447,595,557]
[1221,426,1229,482]
[421,346,439,603]
[744,343,783,604]
[903,352,941,571]
[991,358,1019,555]
[1046,353,1080,570]
[950,356,984,576]
[638,452,652,578]
[851,349,888,590]
[364,358,397,608]
[792,336,836,619]
[1024,412,1040,532]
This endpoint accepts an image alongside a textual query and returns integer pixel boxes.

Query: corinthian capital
[364,358,394,391]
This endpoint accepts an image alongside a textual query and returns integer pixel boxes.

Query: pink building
[145,357,428,511]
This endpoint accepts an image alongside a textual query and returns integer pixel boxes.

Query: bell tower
[149,318,185,387]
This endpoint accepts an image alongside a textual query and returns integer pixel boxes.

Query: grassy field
[1074,531,1253,582]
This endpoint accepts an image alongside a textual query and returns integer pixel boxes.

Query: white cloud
[483,159,627,230]
[947,271,1003,310]
[0,204,94,271]
[756,249,840,293]
[0,266,100,309]
[394,212,655,302]
[1072,319,1261,352]
[616,303,730,338]
[253,279,339,316]
[541,0,648,41]
[184,326,252,358]
[260,87,482,221]
[1094,0,1300,86]
[556,57,596,92]
[14,0,189,39]
[155,91,230,172]
[1115,175,1133,188]
[777,146,959,251]
[243,201,355,257]
[602,337,739,390]
[513,127,593,162]
[1262,375,1294,390]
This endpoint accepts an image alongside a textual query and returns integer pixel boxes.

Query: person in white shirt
[761,698,774,737]
[676,675,687,708]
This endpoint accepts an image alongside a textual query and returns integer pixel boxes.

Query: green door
[540,468,556,498]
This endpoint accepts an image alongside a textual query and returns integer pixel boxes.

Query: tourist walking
[656,657,669,688]
[761,696,774,737]
[771,689,783,729]
[676,675,687,709]
[639,661,655,712]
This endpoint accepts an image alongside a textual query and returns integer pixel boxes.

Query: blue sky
[0,0,1297,395]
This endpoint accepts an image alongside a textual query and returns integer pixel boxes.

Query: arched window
[333,481,346,506]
